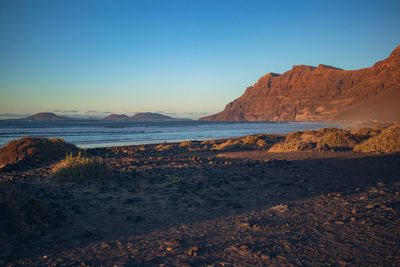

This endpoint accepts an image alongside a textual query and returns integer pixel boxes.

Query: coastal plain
[1,131,399,266]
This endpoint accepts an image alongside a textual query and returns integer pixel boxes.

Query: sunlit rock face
[200,45,400,123]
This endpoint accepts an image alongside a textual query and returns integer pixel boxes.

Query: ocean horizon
[0,120,337,148]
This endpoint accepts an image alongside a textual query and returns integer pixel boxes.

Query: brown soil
[1,139,400,266]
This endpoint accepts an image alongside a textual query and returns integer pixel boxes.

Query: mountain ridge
[21,112,191,122]
[200,45,400,123]
[101,114,130,121]
[24,112,73,121]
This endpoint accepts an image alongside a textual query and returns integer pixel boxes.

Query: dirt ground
[1,141,400,266]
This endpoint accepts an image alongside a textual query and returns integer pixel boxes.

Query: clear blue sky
[0,0,399,119]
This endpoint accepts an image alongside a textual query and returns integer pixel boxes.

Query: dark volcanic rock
[200,45,400,123]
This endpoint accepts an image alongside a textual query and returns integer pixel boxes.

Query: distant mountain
[101,114,129,121]
[200,45,400,123]
[24,112,73,121]
[131,112,189,121]
[18,112,191,122]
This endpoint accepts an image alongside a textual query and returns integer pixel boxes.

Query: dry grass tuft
[211,139,242,151]
[155,144,171,151]
[51,152,112,182]
[179,141,192,148]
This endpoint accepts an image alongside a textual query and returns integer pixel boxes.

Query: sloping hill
[25,112,72,121]
[131,112,188,121]
[101,114,129,120]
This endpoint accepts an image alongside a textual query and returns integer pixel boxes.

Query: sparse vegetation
[269,127,358,152]
[269,140,316,152]
[320,131,357,151]
[211,139,242,151]
[211,134,272,151]
[51,152,112,182]
[179,141,192,147]
[285,131,303,141]
[164,176,184,186]
[268,125,400,153]
[350,126,384,137]
[354,124,400,153]
[155,144,171,151]
[0,136,78,167]
[201,140,216,145]
[0,183,47,249]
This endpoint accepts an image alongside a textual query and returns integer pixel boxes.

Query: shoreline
[0,120,339,149]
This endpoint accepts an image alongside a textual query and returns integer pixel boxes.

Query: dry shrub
[211,139,241,151]
[0,183,47,259]
[285,131,303,141]
[241,135,260,144]
[269,127,357,152]
[200,140,216,149]
[351,126,384,136]
[179,141,192,148]
[256,139,268,148]
[350,126,385,142]
[0,137,78,167]
[354,124,400,153]
[320,131,357,151]
[51,152,112,182]
[155,144,171,151]
[269,140,315,152]
[211,135,272,151]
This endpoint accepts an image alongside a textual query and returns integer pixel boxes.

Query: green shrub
[0,136,78,167]
[354,124,400,153]
[51,152,112,182]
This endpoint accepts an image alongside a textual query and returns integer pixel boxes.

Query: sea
[0,120,337,148]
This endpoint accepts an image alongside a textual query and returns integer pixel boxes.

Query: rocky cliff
[200,45,400,123]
